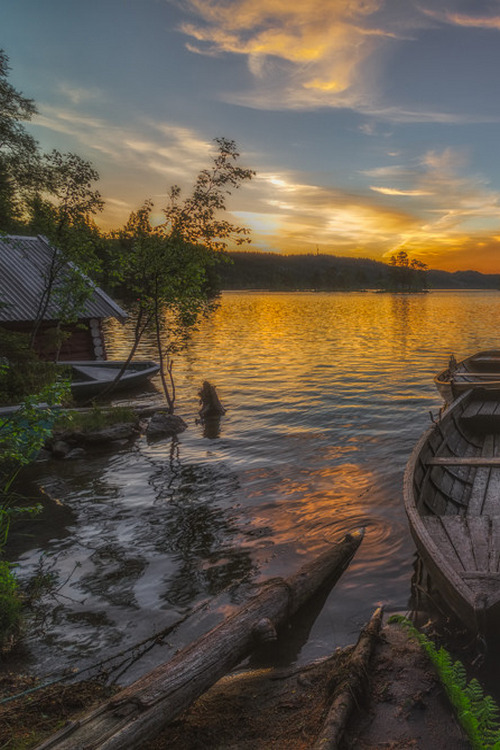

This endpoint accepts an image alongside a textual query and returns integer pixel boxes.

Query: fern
[389,615,500,749]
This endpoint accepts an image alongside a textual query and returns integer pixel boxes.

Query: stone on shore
[146,412,188,439]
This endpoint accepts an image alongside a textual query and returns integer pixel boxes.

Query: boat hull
[58,360,160,399]
[404,389,500,636]
[434,349,500,402]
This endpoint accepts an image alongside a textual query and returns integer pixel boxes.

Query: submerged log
[312,605,383,750]
[36,529,364,750]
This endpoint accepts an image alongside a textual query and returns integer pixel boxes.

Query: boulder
[64,447,87,460]
[78,423,140,445]
[146,412,188,439]
[51,440,71,458]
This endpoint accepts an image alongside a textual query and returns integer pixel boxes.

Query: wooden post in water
[36,529,364,750]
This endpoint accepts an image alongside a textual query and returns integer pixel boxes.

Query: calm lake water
[8,290,500,685]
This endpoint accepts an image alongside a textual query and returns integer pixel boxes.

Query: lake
[8,290,500,685]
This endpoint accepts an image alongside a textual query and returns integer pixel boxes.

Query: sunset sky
[4,0,500,272]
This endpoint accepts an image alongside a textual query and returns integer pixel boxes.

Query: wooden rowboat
[404,388,500,635]
[58,360,160,399]
[434,349,500,402]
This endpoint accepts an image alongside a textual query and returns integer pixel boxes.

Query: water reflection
[8,291,500,680]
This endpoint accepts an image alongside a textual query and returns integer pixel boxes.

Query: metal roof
[0,234,127,323]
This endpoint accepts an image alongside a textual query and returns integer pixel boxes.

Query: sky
[4,0,500,272]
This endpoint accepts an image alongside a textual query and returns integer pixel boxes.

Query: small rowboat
[59,360,160,399]
[434,349,500,402]
[404,388,500,635]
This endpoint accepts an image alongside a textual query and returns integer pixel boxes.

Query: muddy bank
[144,620,468,750]
[0,621,469,749]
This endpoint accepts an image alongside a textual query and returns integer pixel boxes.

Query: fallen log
[36,529,364,750]
[312,604,383,750]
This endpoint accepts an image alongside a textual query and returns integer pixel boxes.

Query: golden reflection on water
[104,290,500,588]
[15,291,500,677]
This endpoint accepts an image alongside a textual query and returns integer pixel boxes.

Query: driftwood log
[36,529,364,750]
[312,605,383,749]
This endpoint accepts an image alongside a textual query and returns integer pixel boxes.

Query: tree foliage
[114,138,254,412]
[25,159,105,351]
[0,50,41,229]
[162,137,254,251]
[388,250,428,292]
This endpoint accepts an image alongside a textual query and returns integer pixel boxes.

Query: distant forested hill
[217,252,500,291]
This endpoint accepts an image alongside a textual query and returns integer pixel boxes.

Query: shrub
[0,328,61,406]
[0,560,22,648]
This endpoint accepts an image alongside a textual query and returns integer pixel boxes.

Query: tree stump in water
[198,381,226,419]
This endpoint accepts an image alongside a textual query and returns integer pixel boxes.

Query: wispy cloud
[236,147,500,271]
[57,82,103,105]
[370,186,432,196]
[175,0,498,122]
[178,0,397,111]
[32,104,218,227]
[421,7,500,31]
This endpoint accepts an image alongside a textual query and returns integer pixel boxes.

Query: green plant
[114,138,254,413]
[0,377,69,647]
[0,329,61,406]
[390,615,500,749]
[0,559,22,648]
[53,404,137,433]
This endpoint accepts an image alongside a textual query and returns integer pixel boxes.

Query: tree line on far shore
[219,251,500,292]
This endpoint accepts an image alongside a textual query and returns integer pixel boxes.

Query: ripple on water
[9,291,500,679]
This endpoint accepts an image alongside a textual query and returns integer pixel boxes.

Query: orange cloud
[422,8,500,31]
[179,0,391,109]
[370,187,432,196]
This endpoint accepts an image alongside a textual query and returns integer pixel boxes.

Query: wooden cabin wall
[1,319,107,361]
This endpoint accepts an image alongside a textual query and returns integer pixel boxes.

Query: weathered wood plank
[421,517,465,571]
[492,517,500,572]
[35,531,364,750]
[440,516,477,572]
[427,457,500,466]
[466,517,490,571]
[482,468,500,516]
[453,373,500,379]
[466,435,494,515]
[468,468,490,515]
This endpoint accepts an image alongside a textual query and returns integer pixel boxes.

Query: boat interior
[449,351,500,384]
[413,391,500,517]
[411,390,500,585]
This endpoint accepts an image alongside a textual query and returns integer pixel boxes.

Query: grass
[54,405,139,433]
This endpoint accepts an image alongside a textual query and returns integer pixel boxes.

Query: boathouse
[0,234,126,361]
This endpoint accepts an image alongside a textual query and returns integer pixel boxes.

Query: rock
[146,412,188,439]
[78,423,141,445]
[51,440,71,458]
[35,448,52,462]
[64,447,86,460]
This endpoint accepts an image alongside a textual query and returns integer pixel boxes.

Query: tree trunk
[36,529,364,750]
